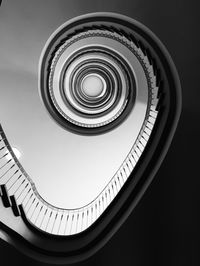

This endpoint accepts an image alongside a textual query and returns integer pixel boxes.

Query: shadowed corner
[0,228,10,244]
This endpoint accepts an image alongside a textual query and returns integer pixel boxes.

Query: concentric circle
[41,28,147,134]
[60,51,124,118]
[49,38,135,130]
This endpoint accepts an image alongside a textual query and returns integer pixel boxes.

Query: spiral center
[81,74,105,99]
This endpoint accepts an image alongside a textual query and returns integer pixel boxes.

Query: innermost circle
[81,74,105,98]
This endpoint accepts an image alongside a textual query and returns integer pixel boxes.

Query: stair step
[0,185,11,207]
[10,195,20,216]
